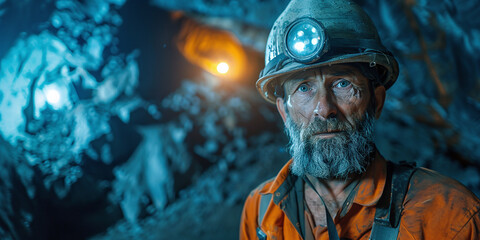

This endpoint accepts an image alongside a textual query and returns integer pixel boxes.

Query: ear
[373,85,386,119]
[276,97,287,123]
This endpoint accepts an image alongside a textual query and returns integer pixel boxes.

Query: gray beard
[285,113,376,180]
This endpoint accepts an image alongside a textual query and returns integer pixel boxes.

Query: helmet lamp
[284,18,327,63]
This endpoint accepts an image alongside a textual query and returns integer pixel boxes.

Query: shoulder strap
[258,193,273,227]
[369,161,417,240]
[256,193,272,240]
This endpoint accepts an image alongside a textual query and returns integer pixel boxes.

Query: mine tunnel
[0,0,479,239]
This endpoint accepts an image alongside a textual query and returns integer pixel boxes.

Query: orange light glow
[217,62,229,74]
[176,18,247,80]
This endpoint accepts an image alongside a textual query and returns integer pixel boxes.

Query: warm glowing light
[217,62,229,74]
[176,18,248,80]
[45,88,61,105]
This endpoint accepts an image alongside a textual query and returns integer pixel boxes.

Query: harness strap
[256,161,416,240]
[256,193,272,240]
[369,162,417,240]
[258,194,272,227]
[304,175,341,240]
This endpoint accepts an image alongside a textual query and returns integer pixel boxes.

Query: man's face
[276,64,386,179]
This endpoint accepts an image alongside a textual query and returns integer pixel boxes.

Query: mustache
[300,118,355,141]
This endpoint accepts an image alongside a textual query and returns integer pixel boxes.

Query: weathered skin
[277,65,380,131]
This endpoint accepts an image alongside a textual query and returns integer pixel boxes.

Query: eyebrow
[286,69,356,83]
[284,68,361,86]
[327,70,357,77]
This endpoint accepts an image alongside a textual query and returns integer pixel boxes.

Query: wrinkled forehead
[283,64,367,87]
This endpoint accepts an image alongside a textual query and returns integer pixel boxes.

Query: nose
[313,93,338,120]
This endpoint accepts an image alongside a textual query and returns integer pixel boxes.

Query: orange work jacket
[240,153,480,239]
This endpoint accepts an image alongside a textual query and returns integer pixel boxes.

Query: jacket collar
[260,159,294,195]
[353,152,387,206]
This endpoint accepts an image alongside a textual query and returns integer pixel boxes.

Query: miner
[239,0,480,239]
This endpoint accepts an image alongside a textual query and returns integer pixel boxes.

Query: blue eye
[335,80,351,88]
[298,83,310,92]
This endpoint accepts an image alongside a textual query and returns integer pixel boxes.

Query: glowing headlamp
[284,18,327,63]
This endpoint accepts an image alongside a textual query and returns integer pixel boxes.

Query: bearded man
[239,0,480,239]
